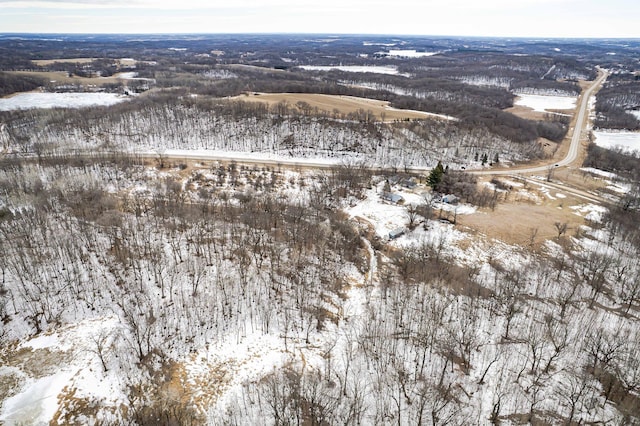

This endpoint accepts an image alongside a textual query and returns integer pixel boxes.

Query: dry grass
[458,181,595,247]
[32,58,97,66]
[505,105,550,121]
[32,58,139,67]
[230,92,450,122]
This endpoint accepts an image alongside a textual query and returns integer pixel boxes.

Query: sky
[1,0,639,38]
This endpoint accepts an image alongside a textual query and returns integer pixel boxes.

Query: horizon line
[2,32,640,41]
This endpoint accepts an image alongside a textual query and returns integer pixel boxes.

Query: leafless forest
[1,34,640,425]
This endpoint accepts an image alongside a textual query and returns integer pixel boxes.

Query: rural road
[471,69,608,176]
[152,70,608,180]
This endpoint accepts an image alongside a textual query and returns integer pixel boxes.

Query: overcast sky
[1,0,639,38]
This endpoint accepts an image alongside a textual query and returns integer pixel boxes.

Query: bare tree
[89,328,117,373]
[406,204,420,229]
[554,221,568,239]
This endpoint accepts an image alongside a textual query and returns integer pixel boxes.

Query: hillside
[0,34,639,425]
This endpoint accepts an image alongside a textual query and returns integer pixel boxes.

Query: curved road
[471,69,608,176]
[152,70,608,179]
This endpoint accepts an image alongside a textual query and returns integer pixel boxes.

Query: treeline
[391,94,569,143]
[323,70,515,109]
[155,65,568,145]
[0,71,47,97]
[397,52,594,82]
[42,58,120,78]
[0,91,548,169]
[583,143,640,180]
[584,143,640,240]
[594,77,640,130]
[511,78,581,95]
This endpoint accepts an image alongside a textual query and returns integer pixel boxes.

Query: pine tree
[383,179,391,193]
[427,161,445,188]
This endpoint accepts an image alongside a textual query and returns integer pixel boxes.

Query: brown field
[231,92,452,122]
[505,104,549,120]
[458,185,595,248]
[505,103,575,121]
[31,58,97,66]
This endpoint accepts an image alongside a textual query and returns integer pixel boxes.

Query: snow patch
[571,203,608,223]
[0,92,129,111]
[385,49,440,58]
[514,93,577,112]
[627,110,640,120]
[592,130,640,152]
[0,371,75,426]
[580,167,618,179]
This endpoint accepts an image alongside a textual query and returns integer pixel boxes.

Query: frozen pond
[0,92,129,111]
[593,130,640,152]
[514,93,576,112]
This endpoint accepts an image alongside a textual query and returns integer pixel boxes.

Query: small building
[400,178,417,189]
[442,194,459,204]
[387,175,401,185]
[389,228,406,239]
[382,192,404,204]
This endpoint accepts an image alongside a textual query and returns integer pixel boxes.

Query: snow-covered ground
[116,72,138,79]
[580,167,618,180]
[0,92,129,111]
[1,158,637,425]
[580,167,632,194]
[571,203,608,223]
[384,106,456,121]
[385,49,440,58]
[628,110,640,120]
[155,148,342,166]
[0,317,126,425]
[592,130,640,152]
[299,65,405,75]
[345,182,476,241]
[513,93,577,112]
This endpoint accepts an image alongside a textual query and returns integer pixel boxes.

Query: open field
[31,58,97,66]
[32,57,139,67]
[231,92,453,122]
[459,188,595,247]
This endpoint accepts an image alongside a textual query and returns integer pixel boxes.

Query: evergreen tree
[383,179,391,193]
[427,161,445,188]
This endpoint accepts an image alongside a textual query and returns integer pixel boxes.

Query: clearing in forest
[230,92,454,122]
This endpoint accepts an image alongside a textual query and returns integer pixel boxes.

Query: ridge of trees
[594,76,640,130]
[0,71,48,97]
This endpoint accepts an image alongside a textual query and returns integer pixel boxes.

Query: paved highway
[471,69,608,176]
[152,70,608,179]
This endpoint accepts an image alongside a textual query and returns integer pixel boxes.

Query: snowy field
[628,110,640,120]
[592,130,640,152]
[514,93,576,112]
[386,49,440,58]
[299,65,404,75]
[0,92,129,111]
